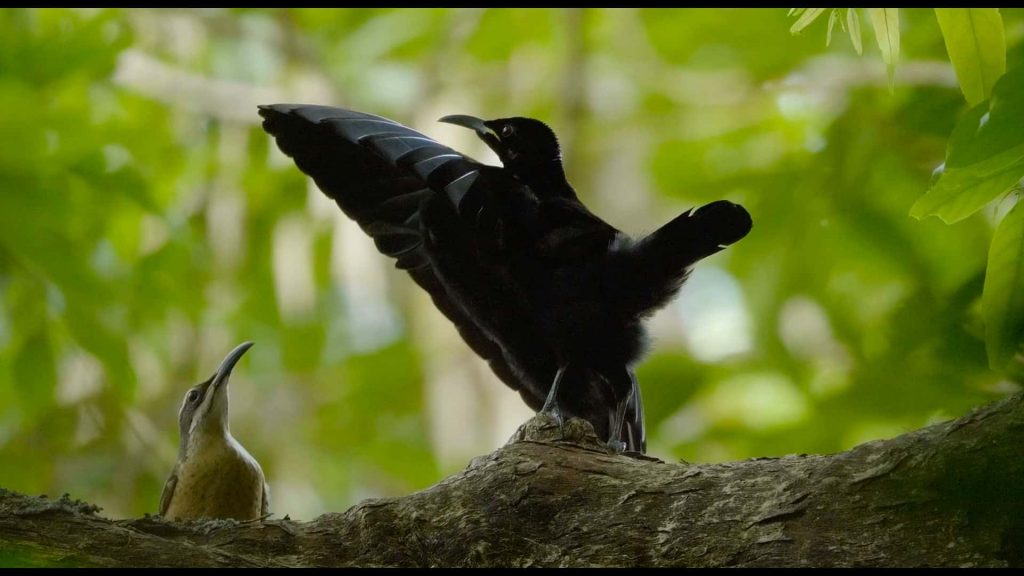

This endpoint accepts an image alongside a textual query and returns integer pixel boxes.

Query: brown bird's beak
[211,341,254,390]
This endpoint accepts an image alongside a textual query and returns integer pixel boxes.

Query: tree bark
[1,393,1022,567]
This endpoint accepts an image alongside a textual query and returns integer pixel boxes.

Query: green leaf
[983,199,1024,371]
[909,146,1024,223]
[847,8,863,55]
[790,8,826,35]
[934,8,1006,106]
[826,9,839,47]
[911,67,1024,223]
[868,8,899,90]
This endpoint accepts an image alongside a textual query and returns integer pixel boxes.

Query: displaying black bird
[258,105,751,453]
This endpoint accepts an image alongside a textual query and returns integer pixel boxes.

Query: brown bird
[158,342,269,521]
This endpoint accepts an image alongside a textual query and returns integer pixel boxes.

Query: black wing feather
[260,104,653,453]
[258,104,546,410]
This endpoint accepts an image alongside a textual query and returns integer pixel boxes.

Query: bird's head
[439,114,562,171]
[177,341,253,455]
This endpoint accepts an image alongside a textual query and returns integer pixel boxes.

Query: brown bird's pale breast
[164,438,266,521]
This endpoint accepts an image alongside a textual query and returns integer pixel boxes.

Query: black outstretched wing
[258,104,543,407]
[259,105,483,266]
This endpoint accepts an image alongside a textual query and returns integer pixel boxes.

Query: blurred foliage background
[1,8,1023,521]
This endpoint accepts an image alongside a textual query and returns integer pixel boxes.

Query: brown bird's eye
[501,124,514,138]
[187,390,199,403]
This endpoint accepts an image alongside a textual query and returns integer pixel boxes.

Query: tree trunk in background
[1,393,1022,567]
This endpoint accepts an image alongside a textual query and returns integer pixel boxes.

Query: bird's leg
[626,369,646,453]
[604,366,637,454]
[606,397,630,454]
[540,364,569,431]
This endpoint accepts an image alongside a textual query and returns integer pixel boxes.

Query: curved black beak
[439,114,503,158]
[212,341,254,389]
[439,114,492,138]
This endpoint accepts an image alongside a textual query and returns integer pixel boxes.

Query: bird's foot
[606,439,627,454]
[539,404,565,438]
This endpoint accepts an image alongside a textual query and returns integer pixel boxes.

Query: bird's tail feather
[612,200,751,317]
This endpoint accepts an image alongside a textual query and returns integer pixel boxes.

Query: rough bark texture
[1,393,1022,567]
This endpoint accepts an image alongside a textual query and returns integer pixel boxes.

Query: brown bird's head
[176,341,253,457]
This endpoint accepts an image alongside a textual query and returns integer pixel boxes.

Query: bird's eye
[187,390,199,403]
[501,124,514,138]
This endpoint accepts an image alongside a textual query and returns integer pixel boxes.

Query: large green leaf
[983,200,1024,371]
[910,145,1024,224]
[868,8,899,90]
[934,8,1006,107]
[911,66,1024,223]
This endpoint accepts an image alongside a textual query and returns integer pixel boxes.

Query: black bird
[258,105,752,453]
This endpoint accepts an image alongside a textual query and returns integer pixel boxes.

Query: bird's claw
[540,405,565,438]
[606,439,627,454]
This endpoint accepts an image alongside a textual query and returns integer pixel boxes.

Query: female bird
[159,342,269,521]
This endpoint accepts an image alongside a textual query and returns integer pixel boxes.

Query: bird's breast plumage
[163,436,265,522]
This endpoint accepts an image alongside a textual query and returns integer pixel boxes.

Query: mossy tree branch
[1,393,1022,567]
